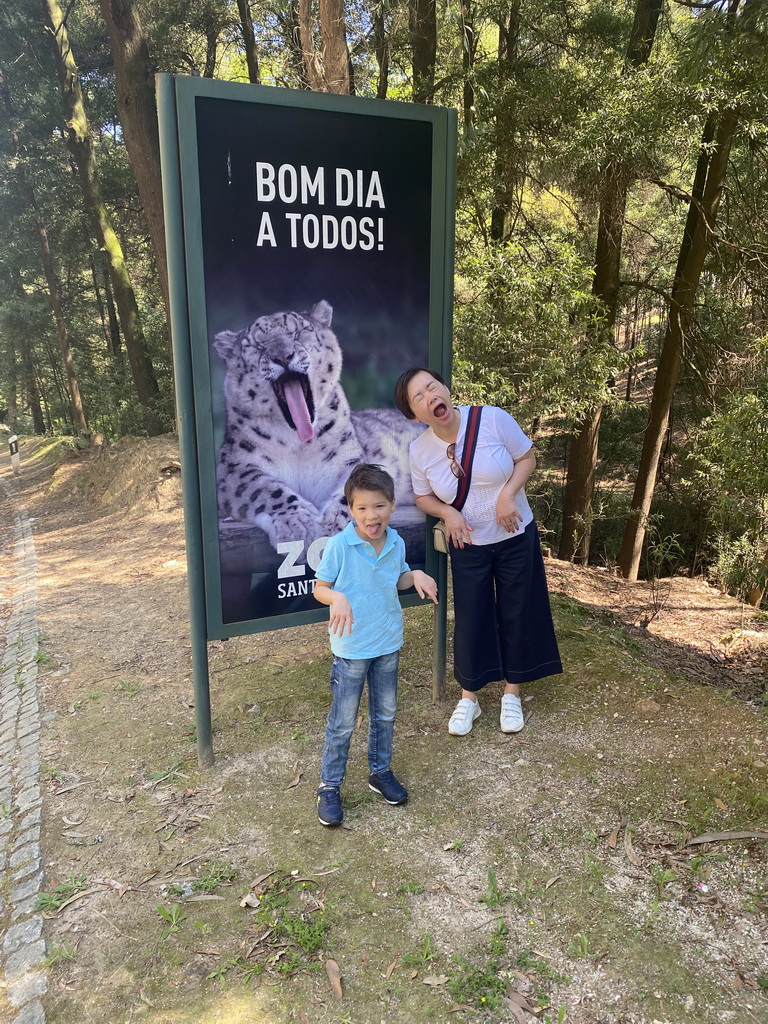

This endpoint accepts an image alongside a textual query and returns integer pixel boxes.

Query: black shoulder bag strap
[451,405,483,513]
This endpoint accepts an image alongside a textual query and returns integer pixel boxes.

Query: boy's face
[349,488,395,543]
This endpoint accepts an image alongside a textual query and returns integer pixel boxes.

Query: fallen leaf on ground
[326,959,343,1000]
[249,870,277,889]
[687,829,768,846]
[286,766,304,790]
[607,823,622,849]
[240,893,260,908]
[544,875,560,889]
[503,986,536,1022]
[624,828,642,866]
[385,959,398,978]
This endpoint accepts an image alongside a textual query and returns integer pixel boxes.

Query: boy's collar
[345,521,394,551]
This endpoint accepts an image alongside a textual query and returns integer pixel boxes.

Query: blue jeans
[320,650,400,788]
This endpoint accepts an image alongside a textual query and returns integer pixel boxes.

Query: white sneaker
[500,693,525,733]
[448,698,481,736]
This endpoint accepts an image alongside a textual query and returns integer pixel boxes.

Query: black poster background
[194,95,436,625]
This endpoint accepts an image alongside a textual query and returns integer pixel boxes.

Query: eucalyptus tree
[618,0,768,580]
[99,0,170,323]
[44,0,163,435]
[558,0,663,564]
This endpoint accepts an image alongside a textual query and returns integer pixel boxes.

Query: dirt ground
[1,435,767,1024]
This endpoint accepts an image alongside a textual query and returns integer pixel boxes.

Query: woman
[394,368,562,736]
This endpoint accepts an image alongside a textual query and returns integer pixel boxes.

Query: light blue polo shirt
[315,523,410,660]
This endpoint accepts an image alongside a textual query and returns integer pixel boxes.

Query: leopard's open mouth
[275,372,315,442]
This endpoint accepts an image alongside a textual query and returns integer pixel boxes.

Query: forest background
[1,0,767,598]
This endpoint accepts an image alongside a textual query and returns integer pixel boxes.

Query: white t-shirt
[409,405,533,546]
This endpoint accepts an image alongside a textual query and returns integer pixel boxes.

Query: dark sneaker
[317,786,343,826]
[369,770,408,805]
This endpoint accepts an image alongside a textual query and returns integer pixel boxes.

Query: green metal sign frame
[158,74,455,765]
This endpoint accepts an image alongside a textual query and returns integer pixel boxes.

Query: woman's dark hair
[344,464,395,505]
[393,367,446,420]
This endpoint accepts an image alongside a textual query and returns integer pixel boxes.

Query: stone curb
[0,476,47,1023]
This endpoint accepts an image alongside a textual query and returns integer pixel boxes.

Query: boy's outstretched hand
[410,570,438,604]
[327,592,354,636]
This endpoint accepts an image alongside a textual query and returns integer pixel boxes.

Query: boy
[313,463,438,826]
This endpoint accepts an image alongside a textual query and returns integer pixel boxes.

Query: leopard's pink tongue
[284,378,314,442]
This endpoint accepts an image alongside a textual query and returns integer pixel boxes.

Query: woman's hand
[443,506,474,548]
[496,491,524,533]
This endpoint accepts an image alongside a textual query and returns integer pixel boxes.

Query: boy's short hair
[344,464,395,505]
[393,367,447,420]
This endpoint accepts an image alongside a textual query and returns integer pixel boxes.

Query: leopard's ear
[213,330,240,362]
[308,300,333,328]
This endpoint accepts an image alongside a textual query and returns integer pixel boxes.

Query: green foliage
[156,903,187,938]
[34,874,89,913]
[447,919,509,1010]
[454,242,625,422]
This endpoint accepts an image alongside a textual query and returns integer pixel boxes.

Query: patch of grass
[43,943,78,968]
[145,759,189,785]
[479,865,508,908]
[205,871,331,987]
[35,648,57,669]
[400,933,436,966]
[515,948,570,985]
[651,864,677,900]
[156,903,187,938]
[116,678,141,697]
[447,918,508,1011]
[34,875,88,913]
[193,861,238,894]
[567,932,591,958]
[397,880,425,895]
[42,763,66,783]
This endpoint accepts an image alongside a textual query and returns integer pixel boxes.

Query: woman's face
[406,371,454,427]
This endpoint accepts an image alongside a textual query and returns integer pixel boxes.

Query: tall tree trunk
[285,0,310,88]
[89,253,121,357]
[298,0,325,89]
[45,0,162,435]
[461,0,476,138]
[7,265,45,434]
[559,0,663,564]
[747,544,768,608]
[319,0,351,93]
[409,0,436,103]
[617,109,738,579]
[204,25,218,77]
[22,338,46,435]
[372,0,389,98]
[14,139,88,433]
[490,2,520,241]
[236,0,261,83]
[98,0,170,333]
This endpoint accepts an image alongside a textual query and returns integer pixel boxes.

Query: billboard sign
[159,76,456,639]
